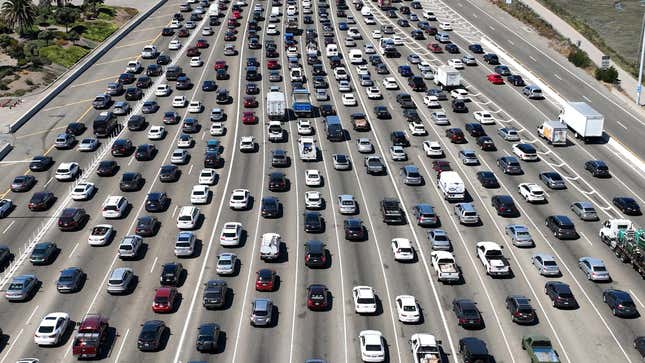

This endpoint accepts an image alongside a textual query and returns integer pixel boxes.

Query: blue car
[202,80,217,91]
[338,22,348,30]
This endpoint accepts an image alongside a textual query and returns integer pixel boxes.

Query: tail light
[458,318,466,324]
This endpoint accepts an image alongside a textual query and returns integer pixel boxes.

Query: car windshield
[403,305,416,312]
[543,260,557,266]
[8,282,23,290]
[154,296,169,304]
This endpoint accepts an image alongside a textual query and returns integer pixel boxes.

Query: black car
[261,197,281,218]
[28,191,55,211]
[391,131,409,146]
[545,215,578,239]
[135,216,159,237]
[202,80,217,91]
[160,262,184,286]
[268,172,288,192]
[476,171,499,188]
[374,105,391,119]
[408,76,426,92]
[246,83,259,95]
[176,76,192,90]
[196,323,221,353]
[452,299,483,329]
[127,115,147,131]
[65,122,86,136]
[56,267,85,293]
[111,139,133,157]
[203,279,228,309]
[304,240,326,268]
[603,289,639,318]
[161,27,173,36]
[477,136,496,151]
[136,76,152,89]
[396,93,415,108]
[156,54,171,65]
[613,197,641,215]
[313,76,328,89]
[344,218,366,241]
[452,99,468,113]
[159,165,180,182]
[468,43,484,53]
[57,207,88,231]
[445,43,459,53]
[483,53,499,65]
[216,89,230,104]
[10,175,36,192]
[118,73,135,84]
[584,160,610,178]
[134,144,157,161]
[182,118,199,133]
[97,160,118,177]
[465,123,485,137]
[137,320,166,351]
[163,111,180,125]
[507,74,525,86]
[505,295,537,324]
[120,172,144,192]
[459,337,492,363]
[304,211,323,233]
[29,155,53,172]
[491,195,518,217]
[320,104,335,116]
[545,281,578,309]
[204,151,219,168]
[146,191,169,213]
[146,64,162,77]
[497,156,522,175]
[29,242,57,264]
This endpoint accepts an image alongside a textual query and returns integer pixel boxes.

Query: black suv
[160,262,183,286]
[57,208,88,231]
[268,172,288,192]
[120,172,144,192]
[261,197,281,218]
[145,192,169,212]
[505,295,537,324]
[303,212,323,233]
[196,323,221,353]
[584,160,610,178]
[459,337,492,363]
[545,215,578,239]
[111,139,133,156]
[491,195,519,217]
[203,280,228,309]
[159,165,180,182]
[304,240,326,268]
[545,281,578,309]
[344,218,366,241]
[381,198,405,224]
[396,93,415,108]
[390,131,408,147]
[127,115,146,131]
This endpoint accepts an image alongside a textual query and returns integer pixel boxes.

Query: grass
[73,20,118,42]
[38,45,89,68]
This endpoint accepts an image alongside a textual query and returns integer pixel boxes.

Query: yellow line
[114,39,155,49]
[69,75,120,88]
[42,98,94,112]
[15,125,67,140]
[131,25,168,34]
[95,56,138,66]
[75,105,93,124]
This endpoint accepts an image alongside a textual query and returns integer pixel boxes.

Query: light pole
[637,12,645,104]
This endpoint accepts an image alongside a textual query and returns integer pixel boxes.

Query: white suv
[102,196,128,218]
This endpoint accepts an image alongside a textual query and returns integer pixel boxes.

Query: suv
[58,208,88,231]
[304,240,326,268]
[454,203,479,225]
[250,298,273,326]
[380,198,404,224]
[497,156,522,175]
[400,165,423,185]
[412,204,438,226]
[545,215,578,239]
[459,337,492,363]
[491,195,518,217]
[505,295,537,324]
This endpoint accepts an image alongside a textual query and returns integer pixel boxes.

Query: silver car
[338,194,357,214]
[216,253,237,275]
[427,229,451,251]
[389,146,407,161]
[118,235,142,259]
[250,298,273,326]
[504,224,534,247]
[570,201,598,221]
[578,257,611,281]
[107,267,134,294]
[458,149,478,165]
[332,154,351,170]
[175,231,196,257]
[430,111,449,125]
[356,138,373,153]
[5,274,38,301]
[531,253,560,276]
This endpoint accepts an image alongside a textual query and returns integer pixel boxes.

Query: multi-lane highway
[0,0,643,362]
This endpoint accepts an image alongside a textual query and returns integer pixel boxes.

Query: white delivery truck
[266,91,286,121]
[433,65,461,90]
[558,102,604,142]
[536,120,568,146]
[437,171,465,201]
[298,136,317,161]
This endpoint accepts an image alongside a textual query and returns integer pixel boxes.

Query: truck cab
[72,314,109,358]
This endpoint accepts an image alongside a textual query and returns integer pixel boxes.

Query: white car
[239,136,256,152]
[267,24,278,35]
[297,119,313,135]
[518,183,546,203]
[220,222,242,246]
[88,224,115,246]
[169,39,182,50]
[422,140,443,157]
[78,138,98,151]
[147,125,165,140]
[188,100,203,113]
[371,30,382,39]
[356,138,373,153]
[418,61,432,72]
[422,70,434,80]
[34,312,70,346]
[286,46,298,57]
[366,86,381,99]
[125,60,141,73]
[382,77,398,90]
[304,191,323,209]
[170,149,188,164]
[448,59,464,69]
[393,35,403,45]
[216,252,237,275]
[356,64,369,76]
[512,143,539,161]
[202,26,213,35]
[359,330,385,362]
[177,134,193,148]
[391,238,415,261]
[305,169,322,186]
[172,95,187,107]
[450,88,469,100]
[141,45,157,58]
[170,19,182,29]
[71,182,96,201]
[286,5,296,15]
[189,56,203,67]
[102,196,127,219]
[395,295,420,323]
[190,185,209,204]
[210,122,225,136]
[334,67,348,80]
[338,80,352,92]
[55,162,80,181]
[176,206,199,229]
[199,168,216,185]
[155,84,171,96]
[364,16,376,25]
[409,122,427,136]
[352,286,377,314]
[439,21,452,30]
[229,189,250,209]
[389,145,407,161]
[423,95,440,108]
[337,194,357,214]
[342,93,357,106]
[364,44,376,54]
[474,111,495,124]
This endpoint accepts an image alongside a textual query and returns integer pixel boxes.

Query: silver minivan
[435,32,450,43]
[107,267,134,294]
[454,203,479,225]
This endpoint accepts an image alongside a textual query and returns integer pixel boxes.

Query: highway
[0,0,642,362]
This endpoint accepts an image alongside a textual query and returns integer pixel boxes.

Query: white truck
[260,233,281,261]
[558,102,604,142]
[476,241,510,277]
[409,333,441,363]
[599,218,634,244]
[298,136,317,161]
[536,120,568,146]
[430,251,460,283]
[268,120,284,142]
[433,65,461,90]
[290,67,304,83]
[437,171,465,201]
[266,91,286,121]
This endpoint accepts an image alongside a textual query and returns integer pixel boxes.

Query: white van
[208,3,219,16]
[360,6,372,16]
[326,43,338,57]
[348,49,364,64]
[269,6,280,22]
[438,171,465,201]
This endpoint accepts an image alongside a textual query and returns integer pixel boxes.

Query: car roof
[580,257,604,266]
[533,252,555,261]
[254,298,272,311]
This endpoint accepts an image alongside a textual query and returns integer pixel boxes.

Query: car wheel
[552,299,556,307]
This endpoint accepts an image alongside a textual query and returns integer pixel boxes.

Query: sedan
[142,101,159,114]
[487,74,504,84]
[28,191,55,211]
[603,289,639,318]
[473,111,495,124]
[34,312,70,346]
[256,269,277,292]
[531,253,560,276]
[147,126,165,140]
[137,320,166,351]
[452,298,483,329]
[11,175,36,192]
[395,295,420,323]
[307,284,330,311]
[545,281,578,309]
[135,216,159,237]
[216,253,237,275]
[332,154,351,170]
[56,267,85,293]
[539,171,566,189]
[71,182,96,201]
[504,224,534,247]
[570,201,599,221]
[159,165,180,182]
[78,138,99,151]
[613,197,641,215]
[359,330,385,362]
[30,242,57,264]
[578,257,611,281]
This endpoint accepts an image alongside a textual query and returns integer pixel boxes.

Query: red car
[307,284,329,311]
[177,28,189,38]
[255,269,277,291]
[186,47,200,57]
[487,74,504,84]
[445,128,466,143]
[428,43,442,53]
[267,60,279,70]
[232,10,241,19]
[242,111,256,124]
[195,39,208,48]
[244,96,258,108]
[214,60,227,70]
[152,287,178,313]
[432,160,452,175]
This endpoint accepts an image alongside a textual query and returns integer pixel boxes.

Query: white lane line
[629,289,644,308]
[68,242,79,259]
[149,256,158,273]
[2,221,15,234]
[188,164,194,175]
[507,39,514,45]
[553,73,562,80]
[43,177,54,188]
[529,55,537,62]
[113,328,130,363]
[201,131,206,140]
[0,328,23,363]
[25,304,39,325]
[579,232,593,246]
[171,205,178,217]
[582,95,591,102]
[616,120,628,129]
[488,25,495,30]
[472,13,478,18]
[127,156,134,166]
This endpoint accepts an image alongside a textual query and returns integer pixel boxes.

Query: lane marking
[629,289,644,308]
[507,39,514,45]
[25,304,40,325]
[582,95,591,102]
[0,328,24,363]
[553,73,562,80]
[113,328,130,363]
[616,120,628,130]
[529,55,537,62]
[68,242,80,259]
[579,232,593,246]
[114,39,155,49]
[171,205,178,217]
[42,98,94,112]
[69,75,119,88]
[2,221,15,234]
[95,56,137,66]
[43,177,54,188]
[149,256,158,273]
[187,164,193,175]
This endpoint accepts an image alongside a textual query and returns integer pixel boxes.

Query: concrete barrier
[7,0,168,133]
[0,142,12,160]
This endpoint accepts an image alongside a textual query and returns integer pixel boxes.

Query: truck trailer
[558,102,604,142]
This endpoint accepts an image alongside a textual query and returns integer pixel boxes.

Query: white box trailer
[266,91,286,121]
[558,102,604,141]
[433,65,461,90]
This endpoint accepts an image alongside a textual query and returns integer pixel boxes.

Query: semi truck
[521,335,561,363]
[536,120,568,146]
[557,102,604,142]
[601,222,645,278]
[292,88,312,117]
[409,333,441,363]
[298,136,317,161]
[266,91,286,121]
[433,65,461,90]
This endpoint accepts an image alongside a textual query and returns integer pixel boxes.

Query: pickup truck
[364,156,385,174]
[522,335,560,363]
[381,198,405,224]
[409,333,441,363]
[430,251,460,283]
[476,241,510,277]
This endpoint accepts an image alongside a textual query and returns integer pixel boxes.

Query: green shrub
[595,66,619,83]
[39,45,89,68]
[76,21,117,42]
[567,47,591,68]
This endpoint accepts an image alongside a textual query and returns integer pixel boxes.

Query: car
[71,182,96,201]
[578,257,611,281]
[195,323,221,352]
[303,211,323,233]
[539,171,566,189]
[428,43,442,53]
[200,279,229,310]
[88,224,115,246]
[395,295,420,322]
[0,198,12,218]
[497,127,521,141]
[342,93,357,106]
[366,86,381,99]
[202,26,213,35]
[426,229,451,250]
[421,141,443,158]
[241,111,256,124]
[210,122,225,136]
[508,74,525,86]
[34,312,70,346]
[391,238,415,261]
[359,330,385,362]
[55,162,80,181]
[216,253,237,275]
[175,231,196,256]
[570,201,599,221]
[465,123,485,137]
[545,215,578,239]
[518,183,546,203]
[452,298,483,329]
[78,138,99,152]
[29,155,53,172]
[409,122,427,136]
[584,160,611,177]
[423,95,440,108]
[332,154,351,170]
[445,128,466,143]
[58,207,89,231]
[202,80,217,91]
[445,43,459,53]
[512,143,538,161]
[28,191,56,211]
[159,165,180,183]
[56,267,85,293]
[229,189,250,209]
[505,224,534,247]
[30,242,57,264]
[427,112,449,126]
[176,206,199,230]
[389,145,407,161]
[450,88,469,101]
[475,136,495,151]
[603,289,639,318]
[188,100,203,113]
[374,105,391,119]
[613,197,641,215]
[170,149,189,164]
[297,119,314,135]
[190,185,209,204]
[268,172,288,192]
[304,240,327,268]
[531,253,561,276]
[448,58,464,69]
[253,269,278,293]
[155,84,171,96]
[137,320,166,351]
[219,222,242,247]
[172,95,187,108]
[10,175,36,192]
[497,156,523,175]
[250,298,274,327]
[112,101,131,115]
[491,195,519,217]
[135,144,156,161]
[125,87,143,100]
[356,138,373,153]
[523,85,543,99]
[239,136,256,153]
[458,150,479,165]
[352,286,377,315]
[483,53,499,64]
[55,132,75,149]
[344,218,366,241]
[120,172,144,192]
[5,274,39,301]
[382,77,398,89]
[545,281,578,309]
[106,267,134,294]
[135,216,159,237]
[198,168,216,186]
[302,169,322,187]
[176,134,193,148]
[505,295,537,324]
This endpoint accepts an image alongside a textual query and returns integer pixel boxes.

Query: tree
[67,29,79,44]
[1,0,37,36]
[55,6,79,32]
[83,0,104,16]
[37,29,53,45]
